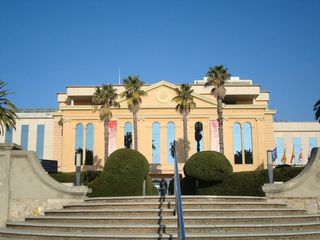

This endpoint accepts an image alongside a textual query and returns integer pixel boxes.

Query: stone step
[63,201,287,210]
[2,195,319,240]
[25,214,320,225]
[6,221,320,234]
[84,195,268,204]
[1,228,320,239]
[44,208,306,217]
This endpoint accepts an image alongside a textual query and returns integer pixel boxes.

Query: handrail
[173,141,186,240]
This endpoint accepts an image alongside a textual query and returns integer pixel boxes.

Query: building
[1,109,55,160]
[273,122,320,165]
[1,77,318,177]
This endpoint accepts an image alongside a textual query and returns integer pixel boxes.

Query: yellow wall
[55,82,275,175]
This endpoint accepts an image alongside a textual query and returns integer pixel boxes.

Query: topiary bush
[181,175,197,195]
[82,171,102,185]
[197,170,268,196]
[182,166,304,196]
[184,151,233,182]
[89,148,157,197]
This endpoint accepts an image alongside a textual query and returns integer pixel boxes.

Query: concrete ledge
[0,144,89,226]
[263,148,320,213]
[11,150,88,197]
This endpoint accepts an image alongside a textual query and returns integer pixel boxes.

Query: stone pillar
[0,144,21,227]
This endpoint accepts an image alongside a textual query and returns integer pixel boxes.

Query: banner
[210,120,220,152]
[108,120,117,155]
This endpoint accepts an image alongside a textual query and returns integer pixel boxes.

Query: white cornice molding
[117,80,217,106]
[60,103,270,111]
[224,105,267,109]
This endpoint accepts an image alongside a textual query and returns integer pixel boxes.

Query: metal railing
[173,142,186,240]
[17,108,57,113]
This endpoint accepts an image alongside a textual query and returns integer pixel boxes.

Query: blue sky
[0,0,319,121]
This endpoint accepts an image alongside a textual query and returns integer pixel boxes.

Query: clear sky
[0,0,319,121]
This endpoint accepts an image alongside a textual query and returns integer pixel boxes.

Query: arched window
[85,124,94,165]
[152,122,160,163]
[167,122,175,164]
[75,123,84,164]
[243,123,253,164]
[233,123,242,164]
[194,122,204,153]
[124,122,132,148]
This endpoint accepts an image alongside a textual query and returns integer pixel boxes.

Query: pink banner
[210,120,220,152]
[108,120,117,155]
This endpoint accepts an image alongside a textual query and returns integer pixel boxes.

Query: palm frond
[121,75,147,112]
[172,84,196,115]
[314,99,320,122]
[92,84,120,121]
[205,65,230,100]
[0,80,17,135]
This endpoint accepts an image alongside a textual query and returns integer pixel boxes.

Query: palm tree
[314,99,320,123]
[121,75,147,150]
[0,80,17,135]
[172,83,196,162]
[92,84,120,162]
[205,65,231,154]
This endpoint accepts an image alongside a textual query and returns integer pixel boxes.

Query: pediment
[119,80,217,108]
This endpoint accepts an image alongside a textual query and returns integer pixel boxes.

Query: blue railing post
[173,141,186,240]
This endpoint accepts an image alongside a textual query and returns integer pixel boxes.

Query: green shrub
[89,148,157,197]
[197,170,267,196]
[182,166,304,196]
[181,175,197,195]
[82,171,102,185]
[50,171,101,185]
[184,151,233,182]
[145,175,159,195]
[50,172,75,183]
[273,166,304,182]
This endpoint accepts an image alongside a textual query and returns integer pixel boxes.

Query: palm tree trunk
[133,110,138,150]
[104,119,109,163]
[217,97,224,154]
[183,111,188,162]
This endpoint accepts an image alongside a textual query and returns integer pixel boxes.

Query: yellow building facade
[53,77,276,176]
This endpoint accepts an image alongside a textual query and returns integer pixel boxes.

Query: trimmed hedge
[184,151,233,182]
[50,171,101,186]
[181,166,304,196]
[89,148,157,197]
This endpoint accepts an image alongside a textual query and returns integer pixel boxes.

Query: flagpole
[291,145,295,165]
[118,67,121,85]
[267,150,273,183]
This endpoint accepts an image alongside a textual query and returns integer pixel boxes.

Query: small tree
[124,132,132,148]
[0,80,17,134]
[195,122,203,153]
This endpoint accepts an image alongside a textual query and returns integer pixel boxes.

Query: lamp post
[75,153,81,186]
[267,150,273,183]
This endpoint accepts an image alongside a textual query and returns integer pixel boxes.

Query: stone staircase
[1,195,320,239]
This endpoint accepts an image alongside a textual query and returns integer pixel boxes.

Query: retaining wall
[0,144,89,227]
[263,147,320,213]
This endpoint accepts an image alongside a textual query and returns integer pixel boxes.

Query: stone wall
[0,144,89,227]
[263,147,320,213]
